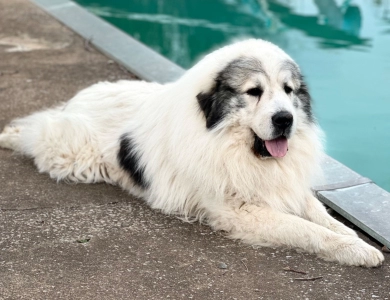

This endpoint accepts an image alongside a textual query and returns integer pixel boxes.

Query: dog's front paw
[321,236,384,267]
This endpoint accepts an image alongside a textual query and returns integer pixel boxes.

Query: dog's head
[196,39,314,158]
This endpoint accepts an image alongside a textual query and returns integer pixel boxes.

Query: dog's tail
[0,124,23,151]
[0,104,64,154]
[0,104,113,184]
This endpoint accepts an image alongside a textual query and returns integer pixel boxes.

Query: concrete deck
[0,0,389,299]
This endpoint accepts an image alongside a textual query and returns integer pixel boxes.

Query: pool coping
[30,0,390,249]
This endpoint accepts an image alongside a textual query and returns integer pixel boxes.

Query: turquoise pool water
[76,0,390,191]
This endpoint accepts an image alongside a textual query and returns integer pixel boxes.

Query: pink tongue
[265,137,288,157]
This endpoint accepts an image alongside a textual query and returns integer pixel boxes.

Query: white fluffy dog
[0,39,384,267]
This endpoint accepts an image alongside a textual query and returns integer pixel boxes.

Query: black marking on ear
[197,80,243,129]
[197,83,223,129]
[280,60,314,123]
[197,57,264,129]
[118,134,149,189]
[296,76,314,123]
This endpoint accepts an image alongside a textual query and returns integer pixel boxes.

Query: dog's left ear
[197,81,229,129]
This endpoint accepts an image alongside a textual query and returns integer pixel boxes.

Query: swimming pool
[75,0,390,191]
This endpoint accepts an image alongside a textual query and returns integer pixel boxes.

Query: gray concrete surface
[0,0,389,299]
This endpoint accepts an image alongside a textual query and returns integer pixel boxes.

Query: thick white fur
[0,39,384,267]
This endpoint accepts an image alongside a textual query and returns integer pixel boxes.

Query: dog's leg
[303,194,358,237]
[208,203,384,267]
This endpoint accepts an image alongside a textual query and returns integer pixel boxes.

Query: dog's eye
[284,85,293,94]
[246,88,263,97]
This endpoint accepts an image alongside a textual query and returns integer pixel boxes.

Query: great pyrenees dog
[0,39,384,267]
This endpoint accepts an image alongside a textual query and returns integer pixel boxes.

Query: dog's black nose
[272,111,293,131]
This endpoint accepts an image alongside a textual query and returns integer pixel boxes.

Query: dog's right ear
[196,82,225,129]
[296,76,314,123]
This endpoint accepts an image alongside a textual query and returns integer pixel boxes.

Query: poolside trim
[31,0,184,83]
[30,0,390,248]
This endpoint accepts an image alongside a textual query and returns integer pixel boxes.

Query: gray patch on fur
[197,57,264,128]
[293,98,299,108]
[217,57,268,89]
